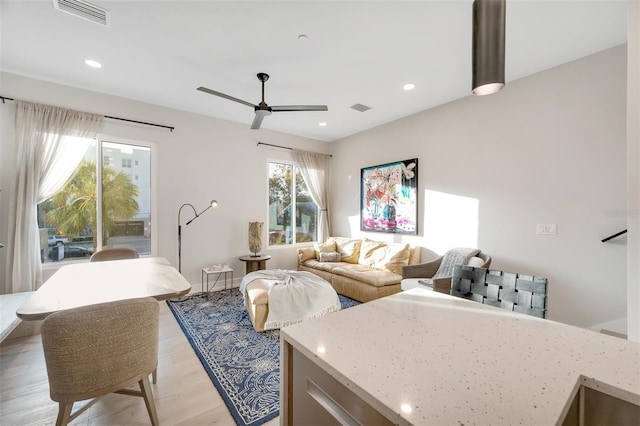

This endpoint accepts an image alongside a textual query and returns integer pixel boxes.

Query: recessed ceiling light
[84,59,102,68]
[318,122,327,127]
[298,34,308,40]
[403,83,416,91]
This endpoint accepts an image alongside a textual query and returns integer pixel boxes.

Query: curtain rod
[0,95,175,132]
[257,141,332,157]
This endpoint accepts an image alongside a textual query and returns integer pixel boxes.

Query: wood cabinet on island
[280,288,640,425]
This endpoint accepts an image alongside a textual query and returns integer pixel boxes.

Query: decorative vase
[382,203,396,222]
[248,222,263,257]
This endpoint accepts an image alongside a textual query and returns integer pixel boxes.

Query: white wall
[0,72,329,290]
[329,46,628,330]
[1,42,633,333]
[627,0,639,342]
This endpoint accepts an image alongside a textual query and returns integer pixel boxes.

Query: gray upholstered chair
[450,265,548,318]
[402,250,491,294]
[90,247,139,262]
[40,297,159,426]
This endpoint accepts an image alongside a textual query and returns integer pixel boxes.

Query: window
[268,161,318,246]
[38,139,153,263]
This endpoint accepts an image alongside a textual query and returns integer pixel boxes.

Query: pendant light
[472,0,506,96]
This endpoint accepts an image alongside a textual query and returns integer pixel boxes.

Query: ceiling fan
[197,73,328,130]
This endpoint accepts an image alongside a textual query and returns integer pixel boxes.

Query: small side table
[201,266,234,294]
[239,254,271,274]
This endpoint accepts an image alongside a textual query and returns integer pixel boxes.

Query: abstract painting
[360,158,418,234]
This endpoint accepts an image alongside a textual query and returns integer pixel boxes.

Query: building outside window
[37,139,153,263]
[268,161,318,246]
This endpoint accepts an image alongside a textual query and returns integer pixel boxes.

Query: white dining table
[16,257,191,321]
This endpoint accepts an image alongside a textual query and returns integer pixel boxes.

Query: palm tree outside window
[38,139,153,263]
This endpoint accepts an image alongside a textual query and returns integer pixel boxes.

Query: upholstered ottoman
[240,269,341,332]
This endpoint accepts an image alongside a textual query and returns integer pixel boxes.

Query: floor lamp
[178,199,218,273]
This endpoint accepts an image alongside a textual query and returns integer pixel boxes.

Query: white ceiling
[0,0,628,142]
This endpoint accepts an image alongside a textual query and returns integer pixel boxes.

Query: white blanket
[240,269,341,330]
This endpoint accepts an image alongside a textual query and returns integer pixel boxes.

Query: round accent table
[239,254,271,274]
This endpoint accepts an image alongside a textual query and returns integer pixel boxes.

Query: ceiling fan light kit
[197,73,328,130]
[472,0,506,96]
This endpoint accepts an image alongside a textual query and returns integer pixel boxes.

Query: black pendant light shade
[472,0,506,95]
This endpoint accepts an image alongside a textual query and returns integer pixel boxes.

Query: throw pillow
[330,237,362,264]
[298,247,317,263]
[358,238,387,267]
[319,252,341,262]
[371,242,411,275]
[314,241,336,258]
[408,246,421,265]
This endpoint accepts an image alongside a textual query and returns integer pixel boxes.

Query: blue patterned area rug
[166,289,360,426]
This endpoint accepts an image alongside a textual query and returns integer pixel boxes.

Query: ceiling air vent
[53,0,110,26]
[350,103,371,112]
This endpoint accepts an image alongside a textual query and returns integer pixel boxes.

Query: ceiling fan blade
[251,112,266,129]
[270,105,328,112]
[197,86,256,108]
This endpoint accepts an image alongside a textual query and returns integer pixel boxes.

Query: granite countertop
[281,288,640,425]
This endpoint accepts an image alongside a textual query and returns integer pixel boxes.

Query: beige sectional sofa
[297,236,424,302]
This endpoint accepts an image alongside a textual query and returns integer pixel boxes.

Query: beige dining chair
[40,297,159,426]
[90,247,139,262]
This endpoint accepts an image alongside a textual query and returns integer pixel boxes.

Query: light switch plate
[537,224,557,235]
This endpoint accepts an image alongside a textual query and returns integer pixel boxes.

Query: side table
[201,265,234,294]
[239,254,271,274]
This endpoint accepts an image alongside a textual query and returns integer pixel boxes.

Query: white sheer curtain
[39,136,90,200]
[291,149,331,242]
[6,101,103,293]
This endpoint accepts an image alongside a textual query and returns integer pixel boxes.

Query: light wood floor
[0,301,280,426]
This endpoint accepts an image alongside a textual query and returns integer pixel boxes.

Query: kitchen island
[280,287,640,425]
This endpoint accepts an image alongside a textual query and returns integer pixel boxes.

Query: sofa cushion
[328,237,362,264]
[332,263,401,287]
[302,259,351,273]
[319,252,341,262]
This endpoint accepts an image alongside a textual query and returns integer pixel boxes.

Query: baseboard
[588,316,627,336]
[600,329,628,340]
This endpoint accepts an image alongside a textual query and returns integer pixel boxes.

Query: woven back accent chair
[90,247,139,262]
[451,265,548,318]
[402,251,491,293]
[40,297,159,426]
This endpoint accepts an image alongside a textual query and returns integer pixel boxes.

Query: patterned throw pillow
[314,241,336,258]
[319,252,342,262]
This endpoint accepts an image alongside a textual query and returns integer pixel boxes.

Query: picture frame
[360,158,418,234]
